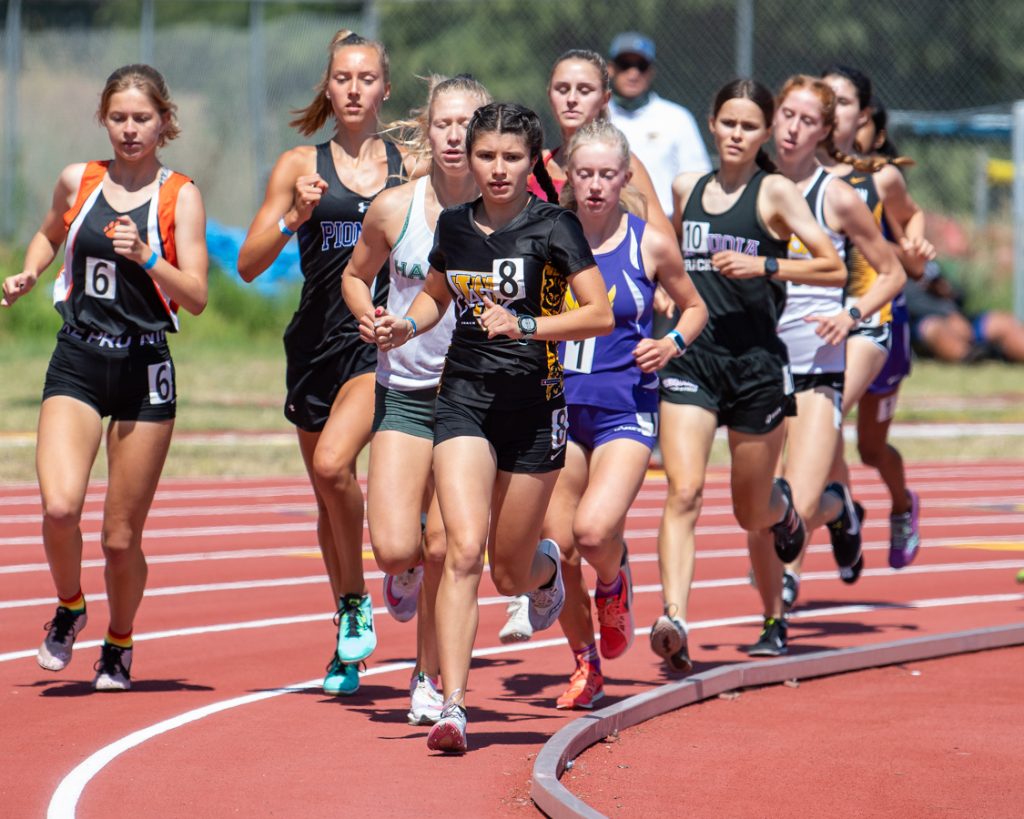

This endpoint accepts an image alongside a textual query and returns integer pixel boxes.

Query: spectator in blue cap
[608,32,710,215]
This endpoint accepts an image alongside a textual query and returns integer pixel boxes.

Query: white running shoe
[93,643,132,691]
[383,565,423,623]
[38,606,88,671]
[407,672,444,725]
[426,692,468,754]
[527,539,564,633]
[498,595,533,644]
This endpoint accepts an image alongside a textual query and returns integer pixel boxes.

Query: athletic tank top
[378,177,456,391]
[841,170,892,327]
[562,213,658,412]
[284,140,404,360]
[778,168,848,374]
[428,195,595,409]
[681,170,789,359]
[54,163,191,337]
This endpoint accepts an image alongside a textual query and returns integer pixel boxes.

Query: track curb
[531,623,1024,818]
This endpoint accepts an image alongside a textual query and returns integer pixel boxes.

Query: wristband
[404,316,418,338]
[278,217,296,237]
[667,329,687,357]
[141,249,159,271]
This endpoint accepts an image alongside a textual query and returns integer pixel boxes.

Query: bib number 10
[148,361,175,405]
[85,257,117,300]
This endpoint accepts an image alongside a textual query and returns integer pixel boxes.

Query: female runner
[500,47,681,644]
[2,64,208,690]
[373,103,613,752]
[544,120,707,709]
[342,74,491,724]
[771,75,906,608]
[820,65,934,577]
[237,30,410,696]
[650,79,845,667]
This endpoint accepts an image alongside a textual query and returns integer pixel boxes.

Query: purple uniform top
[561,213,658,413]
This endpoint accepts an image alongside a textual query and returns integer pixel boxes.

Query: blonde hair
[290,29,391,136]
[385,74,491,168]
[97,64,180,146]
[559,119,647,218]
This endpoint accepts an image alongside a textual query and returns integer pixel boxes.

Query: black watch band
[764,257,779,277]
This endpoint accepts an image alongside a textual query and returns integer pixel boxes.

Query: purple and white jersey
[561,213,658,413]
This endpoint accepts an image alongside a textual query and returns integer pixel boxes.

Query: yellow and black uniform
[284,141,405,431]
[428,195,595,472]
[843,171,893,348]
[44,162,191,421]
[659,170,793,434]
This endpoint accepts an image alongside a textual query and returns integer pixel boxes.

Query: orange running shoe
[555,660,605,710]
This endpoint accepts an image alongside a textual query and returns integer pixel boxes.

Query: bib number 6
[85,257,117,300]
[148,361,175,405]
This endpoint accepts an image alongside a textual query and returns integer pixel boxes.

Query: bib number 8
[85,257,117,300]
[550,406,569,451]
[148,361,175,405]
[492,258,525,301]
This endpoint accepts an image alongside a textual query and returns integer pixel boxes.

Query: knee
[423,527,446,566]
[444,538,485,580]
[311,447,356,492]
[100,526,143,563]
[572,521,612,557]
[857,439,885,467]
[732,498,763,532]
[664,480,704,516]
[42,499,83,532]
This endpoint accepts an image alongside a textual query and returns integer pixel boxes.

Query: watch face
[519,315,537,335]
[764,257,779,275]
[849,307,862,320]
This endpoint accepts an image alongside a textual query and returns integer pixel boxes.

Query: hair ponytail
[531,156,560,203]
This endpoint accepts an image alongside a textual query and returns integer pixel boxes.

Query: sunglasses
[614,57,651,72]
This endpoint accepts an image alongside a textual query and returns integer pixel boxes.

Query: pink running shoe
[596,545,634,660]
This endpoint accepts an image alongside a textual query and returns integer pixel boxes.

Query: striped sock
[573,642,600,673]
[59,590,86,613]
[105,628,133,649]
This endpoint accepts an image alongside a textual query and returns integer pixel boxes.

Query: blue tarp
[207,219,301,293]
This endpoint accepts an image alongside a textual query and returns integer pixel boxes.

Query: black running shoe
[771,478,806,563]
[837,501,866,584]
[781,570,800,612]
[826,482,862,573]
[746,617,788,657]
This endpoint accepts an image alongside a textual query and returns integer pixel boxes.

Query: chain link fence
[2,0,1022,309]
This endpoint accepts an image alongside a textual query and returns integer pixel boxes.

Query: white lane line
[5,508,1024,549]
[0,547,317,576]
[4,557,1024,613]
[45,589,1024,819]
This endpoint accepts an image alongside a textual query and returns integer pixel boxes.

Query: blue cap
[609,32,656,63]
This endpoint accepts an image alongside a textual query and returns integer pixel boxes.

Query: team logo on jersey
[395,261,426,280]
[321,221,362,250]
[358,201,371,214]
[683,220,761,272]
[448,258,526,318]
[563,284,616,312]
[661,377,699,393]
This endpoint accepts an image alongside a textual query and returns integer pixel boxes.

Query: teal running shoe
[335,593,376,663]
[322,655,359,696]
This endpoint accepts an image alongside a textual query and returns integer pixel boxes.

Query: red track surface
[2,460,1022,817]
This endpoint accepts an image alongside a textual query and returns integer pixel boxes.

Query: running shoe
[426,693,468,754]
[596,544,634,660]
[498,595,533,644]
[526,539,565,633]
[781,570,801,612]
[407,672,443,725]
[649,614,692,673]
[93,643,132,691]
[383,565,423,623]
[335,592,377,663]
[746,617,788,657]
[826,481,862,574]
[323,655,359,696]
[37,606,88,672]
[838,501,867,584]
[771,478,806,563]
[889,489,921,569]
[555,659,604,710]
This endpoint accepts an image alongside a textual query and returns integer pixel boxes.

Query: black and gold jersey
[842,171,892,325]
[428,195,595,409]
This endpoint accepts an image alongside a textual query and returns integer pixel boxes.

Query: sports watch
[763,257,779,277]
[847,305,863,325]
[517,314,538,340]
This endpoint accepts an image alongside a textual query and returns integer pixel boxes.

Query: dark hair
[711,78,777,173]
[862,96,915,168]
[97,64,180,146]
[290,29,391,136]
[466,102,559,202]
[820,64,872,111]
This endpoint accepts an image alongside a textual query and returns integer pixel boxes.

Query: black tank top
[59,190,175,336]
[284,140,404,360]
[681,170,789,358]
